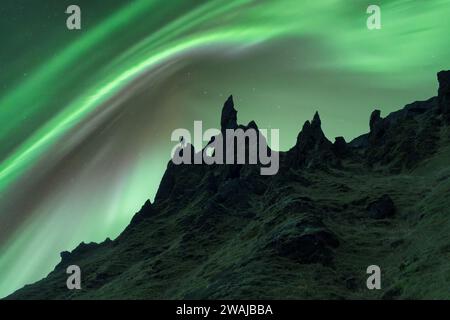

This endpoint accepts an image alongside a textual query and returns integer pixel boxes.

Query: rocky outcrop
[368,109,386,146]
[333,136,348,157]
[438,70,450,121]
[288,112,338,168]
[367,195,395,219]
[129,199,155,226]
[365,92,440,170]
[154,162,176,202]
[267,216,339,265]
[221,95,238,131]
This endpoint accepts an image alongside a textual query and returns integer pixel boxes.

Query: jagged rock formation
[333,136,348,157]
[7,71,450,300]
[267,215,339,265]
[363,98,440,171]
[438,70,450,120]
[221,95,238,131]
[288,112,338,169]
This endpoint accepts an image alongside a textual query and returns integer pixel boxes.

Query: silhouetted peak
[302,120,311,131]
[225,94,234,106]
[295,113,329,151]
[221,95,238,131]
[312,111,321,128]
[289,112,334,168]
[129,199,155,227]
[438,70,450,94]
[333,136,348,156]
[368,109,387,146]
[142,199,153,211]
[438,70,450,119]
[334,136,346,145]
[369,109,382,132]
[247,120,258,130]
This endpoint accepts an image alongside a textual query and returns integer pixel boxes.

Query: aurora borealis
[0,0,449,298]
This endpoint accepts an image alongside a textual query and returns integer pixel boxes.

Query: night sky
[0,0,449,298]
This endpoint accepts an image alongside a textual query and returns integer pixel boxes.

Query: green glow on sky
[0,0,449,298]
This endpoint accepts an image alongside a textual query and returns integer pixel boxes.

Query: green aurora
[0,0,449,298]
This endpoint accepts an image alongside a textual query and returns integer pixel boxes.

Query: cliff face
[7,71,450,299]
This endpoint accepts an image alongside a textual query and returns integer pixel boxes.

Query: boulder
[367,194,395,219]
[267,216,339,265]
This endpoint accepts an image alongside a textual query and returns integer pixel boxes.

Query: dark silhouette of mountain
[7,71,450,299]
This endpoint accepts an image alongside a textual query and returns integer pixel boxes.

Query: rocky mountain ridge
[7,71,450,299]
